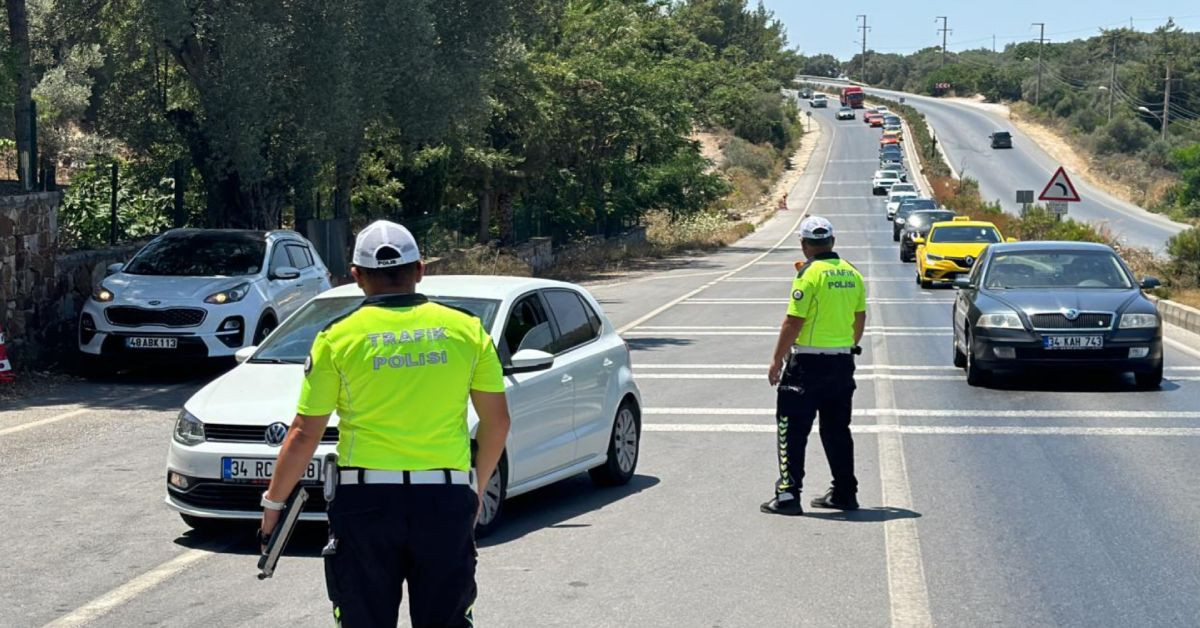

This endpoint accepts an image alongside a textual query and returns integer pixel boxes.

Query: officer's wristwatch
[260,492,286,511]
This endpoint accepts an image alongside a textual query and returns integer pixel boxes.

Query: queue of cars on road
[859,105,1165,389]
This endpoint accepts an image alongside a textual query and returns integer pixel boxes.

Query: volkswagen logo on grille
[1064,309,1080,321]
[265,422,289,446]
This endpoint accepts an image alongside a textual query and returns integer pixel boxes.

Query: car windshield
[124,232,266,276]
[907,211,957,229]
[929,226,1001,243]
[984,251,1133,289]
[251,295,502,363]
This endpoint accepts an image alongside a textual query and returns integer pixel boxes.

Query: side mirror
[234,346,257,364]
[504,349,555,376]
[1140,276,1161,290]
[271,266,301,280]
[1006,237,1019,243]
[952,277,975,290]
[106,263,125,276]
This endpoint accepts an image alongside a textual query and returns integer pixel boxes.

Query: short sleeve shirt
[297,293,504,472]
[787,252,867,348]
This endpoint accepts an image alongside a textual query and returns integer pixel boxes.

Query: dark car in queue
[951,242,1164,388]
[989,131,1013,149]
[892,198,938,241]
[898,209,957,262]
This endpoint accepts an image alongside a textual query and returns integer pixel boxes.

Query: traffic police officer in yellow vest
[260,220,512,627]
[762,216,865,516]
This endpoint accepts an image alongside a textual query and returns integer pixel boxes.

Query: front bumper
[165,438,339,521]
[970,327,1163,371]
[921,259,971,283]
[79,300,253,359]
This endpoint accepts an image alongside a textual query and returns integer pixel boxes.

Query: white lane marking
[624,331,950,336]
[635,325,945,331]
[644,407,1200,419]
[723,277,914,283]
[1164,334,1200,361]
[756,260,907,265]
[866,285,934,628]
[642,423,1200,437]
[630,363,1200,373]
[636,373,963,381]
[678,298,951,305]
[829,159,879,163]
[587,269,729,290]
[776,245,894,250]
[813,196,877,200]
[615,122,839,334]
[0,386,180,437]
[43,548,217,628]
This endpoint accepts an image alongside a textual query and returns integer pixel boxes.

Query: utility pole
[857,14,869,80]
[993,34,996,54]
[1107,34,1117,122]
[1032,23,1046,106]
[936,16,950,67]
[1160,52,1173,141]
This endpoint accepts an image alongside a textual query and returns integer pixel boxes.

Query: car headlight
[205,282,251,305]
[977,312,1024,329]
[1119,313,1159,329]
[173,409,206,446]
[925,253,944,262]
[92,286,115,302]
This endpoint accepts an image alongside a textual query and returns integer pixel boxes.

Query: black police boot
[810,488,859,511]
[760,492,804,516]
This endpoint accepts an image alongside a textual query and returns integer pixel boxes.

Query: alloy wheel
[614,407,639,473]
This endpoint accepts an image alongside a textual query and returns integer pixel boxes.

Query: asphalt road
[5,108,1200,627]
[802,77,1189,253]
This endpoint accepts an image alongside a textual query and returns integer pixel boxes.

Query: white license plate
[221,458,323,483]
[126,337,177,349]
[1043,335,1104,350]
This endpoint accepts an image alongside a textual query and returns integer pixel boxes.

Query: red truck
[841,86,865,108]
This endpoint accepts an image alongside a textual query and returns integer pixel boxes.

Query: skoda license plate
[126,337,177,349]
[1043,335,1103,350]
[221,458,323,483]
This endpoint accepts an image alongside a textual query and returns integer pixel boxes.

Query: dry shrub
[644,209,754,250]
[425,246,531,277]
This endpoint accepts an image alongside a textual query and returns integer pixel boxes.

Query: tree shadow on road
[480,473,660,547]
[174,520,328,558]
[804,506,921,523]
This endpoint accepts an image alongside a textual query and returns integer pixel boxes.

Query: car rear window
[993,132,1011,139]
[908,211,956,228]
[124,232,266,276]
[930,226,1001,243]
[985,251,1132,289]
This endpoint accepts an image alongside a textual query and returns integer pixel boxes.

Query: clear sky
[760,1,1200,60]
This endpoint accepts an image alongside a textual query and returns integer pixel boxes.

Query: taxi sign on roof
[1038,167,1081,202]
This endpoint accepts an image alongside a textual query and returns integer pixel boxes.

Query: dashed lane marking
[643,408,1200,419]
[643,423,1200,437]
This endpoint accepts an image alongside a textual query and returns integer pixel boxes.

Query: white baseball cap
[352,220,421,268]
[798,216,835,241]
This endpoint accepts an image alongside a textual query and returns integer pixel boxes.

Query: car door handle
[561,374,574,385]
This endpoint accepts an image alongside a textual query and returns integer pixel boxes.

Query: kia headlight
[92,286,115,302]
[977,312,1024,329]
[205,282,251,305]
[173,409,206,446]
[1119,313,1159,329]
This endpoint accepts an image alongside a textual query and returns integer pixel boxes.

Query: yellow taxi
[913,217,1013,288]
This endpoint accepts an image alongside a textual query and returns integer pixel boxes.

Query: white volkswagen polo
[165,275,641,536]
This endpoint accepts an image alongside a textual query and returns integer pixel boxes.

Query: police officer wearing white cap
[761,216,866,516]
[261,220,511,626]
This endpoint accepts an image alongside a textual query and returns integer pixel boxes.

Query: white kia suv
[164,276,642,537]
[79,229,331,366]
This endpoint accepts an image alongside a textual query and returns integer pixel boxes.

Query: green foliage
[1167,227,1200,287]
[723,137,774,178]
[59,158,174,250]
[1169,144,1200,206]
[1091,116,1156,155]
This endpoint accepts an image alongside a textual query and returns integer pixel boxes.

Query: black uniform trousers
[774,352,859,498]
[325,483,478,627]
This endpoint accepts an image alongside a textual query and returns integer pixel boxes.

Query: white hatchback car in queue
[80,229,331,367]
[165,276,642,537]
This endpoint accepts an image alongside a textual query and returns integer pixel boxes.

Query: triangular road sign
[1038,166,1081,202]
